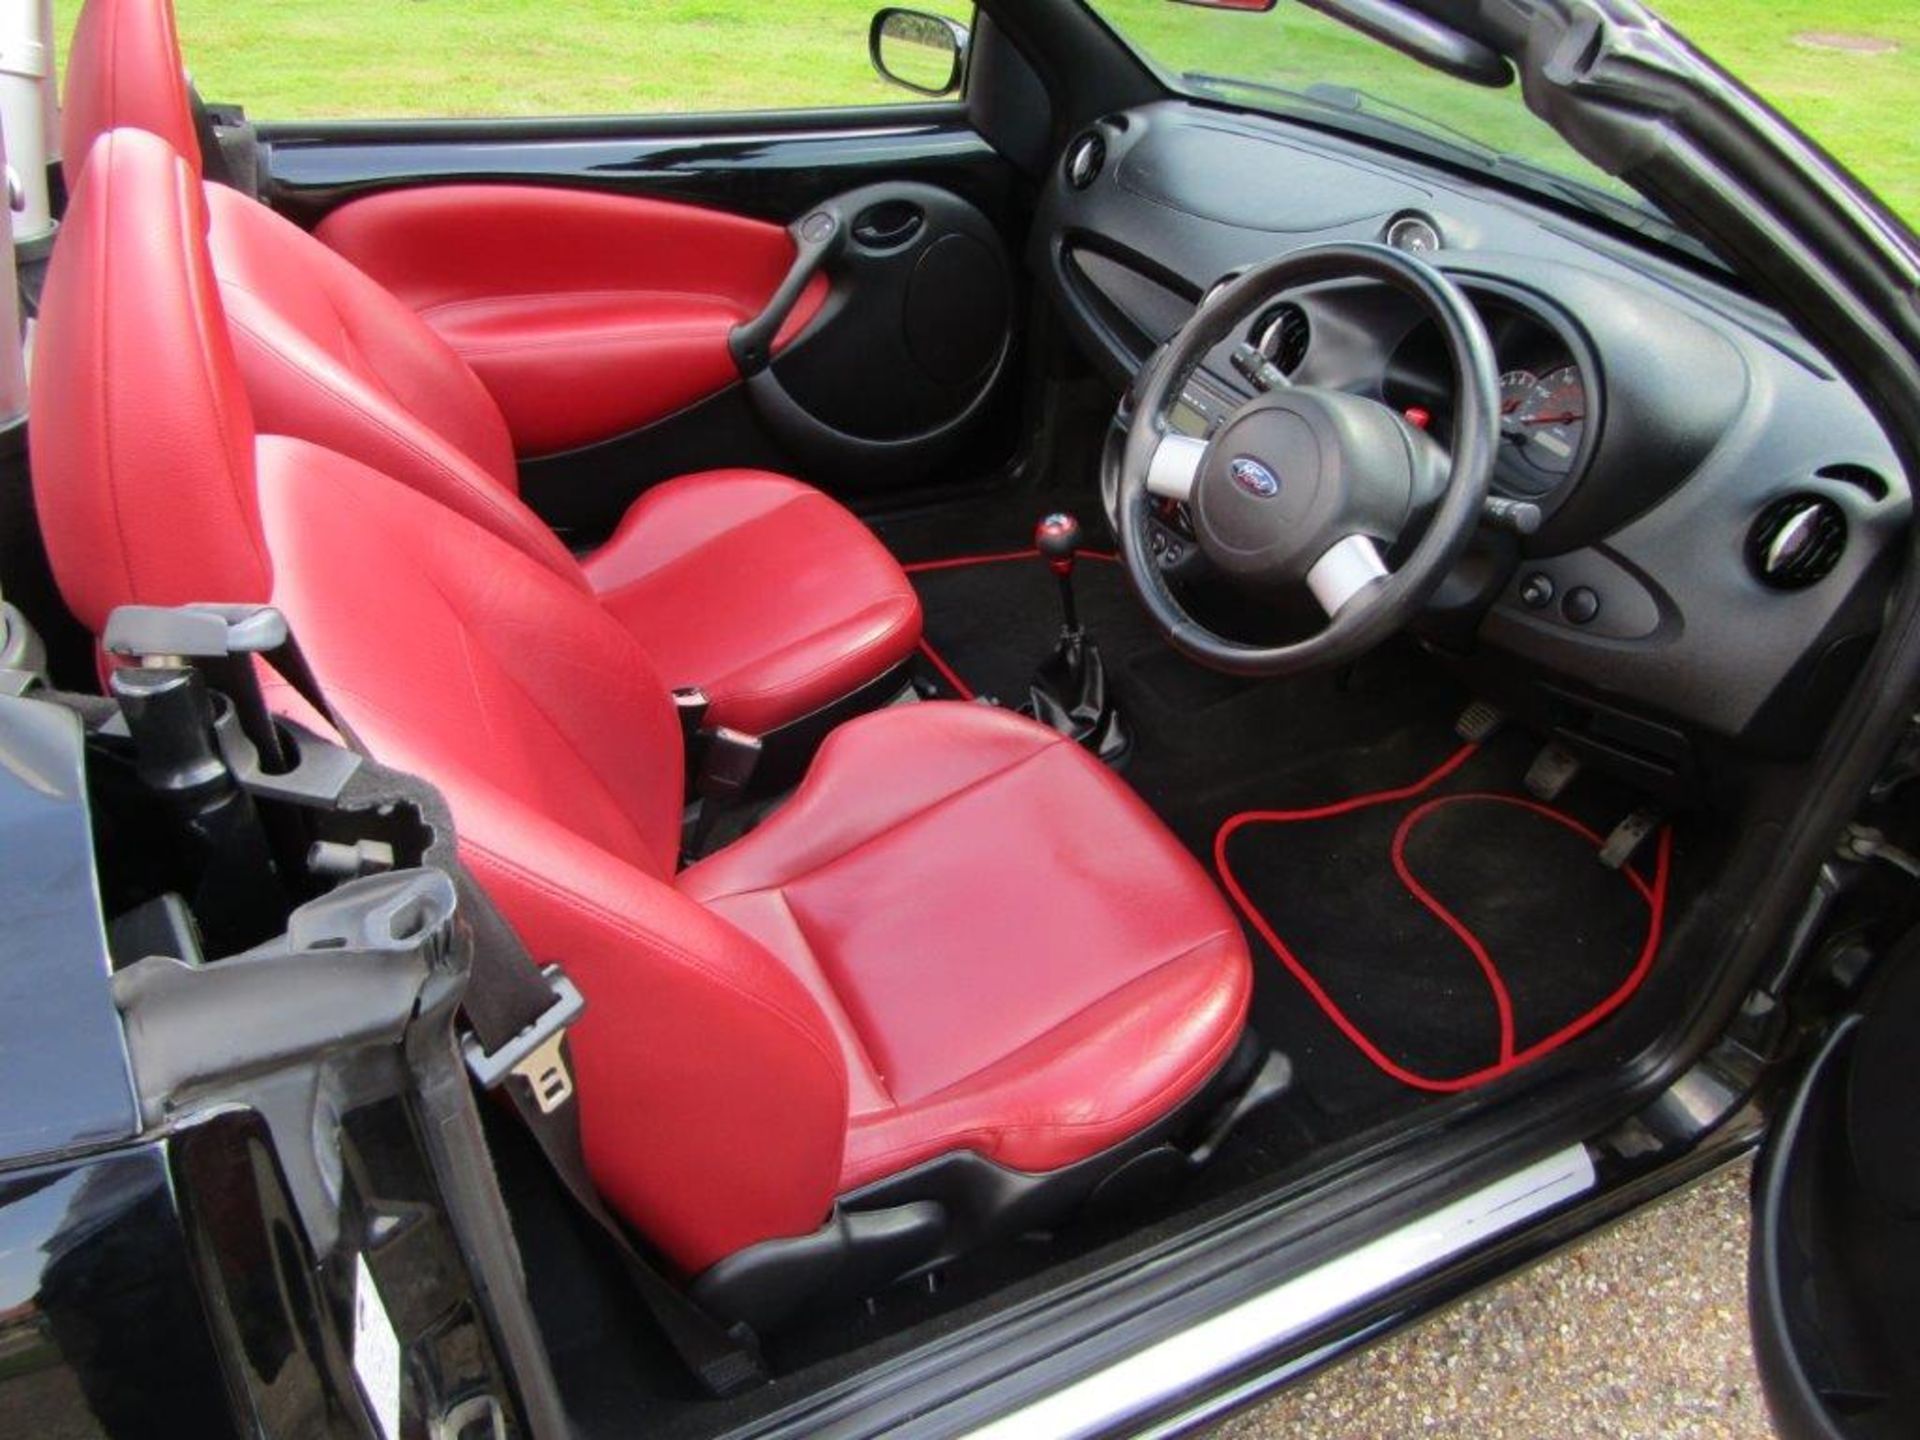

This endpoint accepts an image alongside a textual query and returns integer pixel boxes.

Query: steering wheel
[1117,243,1501,677]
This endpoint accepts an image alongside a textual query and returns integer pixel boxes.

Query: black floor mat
[1214,736,1669,1091]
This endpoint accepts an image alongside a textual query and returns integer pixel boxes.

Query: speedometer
[1504,364,1587,476]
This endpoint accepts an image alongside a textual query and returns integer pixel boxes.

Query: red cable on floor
[904,546,1120,700]
[902,547,1120,574]
[1213,745,1672,1094]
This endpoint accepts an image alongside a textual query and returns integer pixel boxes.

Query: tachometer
[1499,368,1539,418]
[1504,363,1586,475]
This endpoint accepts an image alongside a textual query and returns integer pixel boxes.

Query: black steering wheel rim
[1118,242,1501,677]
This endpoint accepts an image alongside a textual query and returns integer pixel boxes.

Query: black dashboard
[1035,100,1911,779]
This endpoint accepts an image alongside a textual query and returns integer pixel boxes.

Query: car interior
[13,0,1914,1433]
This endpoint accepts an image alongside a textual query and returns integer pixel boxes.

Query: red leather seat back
[205,185,585,585]
[31,129,269,631]
[61,0,200,181]
[34,127,854,1272]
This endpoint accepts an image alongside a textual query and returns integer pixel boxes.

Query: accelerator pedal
[1454,699,1505,745]
[1525,742,1582,802]
[1600,809,1664,871]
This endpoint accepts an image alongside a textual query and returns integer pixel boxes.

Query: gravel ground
[1213,1161,1777,1440]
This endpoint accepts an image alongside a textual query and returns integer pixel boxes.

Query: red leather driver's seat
[58,0,919,738]
[33,129,1254,1319]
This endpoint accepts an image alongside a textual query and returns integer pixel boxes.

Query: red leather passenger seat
[33,129,1254,1284]
[58,0,918,736]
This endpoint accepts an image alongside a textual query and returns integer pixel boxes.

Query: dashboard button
[1562,586,1601,625]
[1519,572,1555,609]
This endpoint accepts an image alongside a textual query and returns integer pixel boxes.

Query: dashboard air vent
[1064,131,1106,190]
[1747,494,1847,590]
[1251,302,1311,376]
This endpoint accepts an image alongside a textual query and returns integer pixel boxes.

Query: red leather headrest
[61,0,200,181]
[31,129,267,633]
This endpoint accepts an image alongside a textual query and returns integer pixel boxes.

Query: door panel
[315,184,828,456]
[255,113,1024,535]
[1750,929,1920,1440]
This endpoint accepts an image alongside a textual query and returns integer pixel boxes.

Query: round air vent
[1064,131,1106,190]
[1250,302,1310,376]
[1747,494,1847,590]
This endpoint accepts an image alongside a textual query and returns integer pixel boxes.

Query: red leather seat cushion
[583,471,922,734]
[679,702,1253,1189]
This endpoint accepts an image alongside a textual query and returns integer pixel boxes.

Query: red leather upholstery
[680,703,1252,1189]
[206,183,581,585]
[584,472,921,732]
[253,436,848,1270]
[204,188,918,727]
[315,184,829,455]
[59,0,912,732]
[30,129,267,632]
[60,0,199,180]
[34,127,1252,1280]
[207,179,914,726]
[209,186,918,719]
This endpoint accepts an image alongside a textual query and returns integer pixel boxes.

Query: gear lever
[1036,512,1082,635]
[1024,512,1129,765]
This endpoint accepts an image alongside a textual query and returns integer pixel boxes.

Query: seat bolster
[678,703,1063,900]
[454,778,853,1275]
[30,129,270,632]
[581,470,839,593]
[840,931,1250,1188]
[62,0,201,183]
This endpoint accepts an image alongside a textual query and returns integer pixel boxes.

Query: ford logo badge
[1229,456,1280,499]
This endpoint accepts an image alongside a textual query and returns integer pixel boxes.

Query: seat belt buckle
[462,965,586,1115]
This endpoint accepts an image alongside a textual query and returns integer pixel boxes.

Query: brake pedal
[1455,699,1505,745]
[1524,743,1582,802]
[1600,809,1663,871]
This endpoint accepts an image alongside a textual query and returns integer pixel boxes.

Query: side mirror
[869,8,970,97]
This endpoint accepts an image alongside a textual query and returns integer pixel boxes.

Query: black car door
[1750,925,1920,1440]
[219,4,1049,544]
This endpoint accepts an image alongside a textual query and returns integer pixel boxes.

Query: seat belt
[257,630,770,1397]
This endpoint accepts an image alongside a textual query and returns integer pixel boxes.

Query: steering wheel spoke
[1145,432,1207,503]
[1306,534,1389,617]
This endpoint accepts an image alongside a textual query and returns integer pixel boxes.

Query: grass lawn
[51,0,1920,225]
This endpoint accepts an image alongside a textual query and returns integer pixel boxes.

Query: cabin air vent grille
[1251,302,1311,376]
[1747,494,1847,590]
[1064,131,1106,190]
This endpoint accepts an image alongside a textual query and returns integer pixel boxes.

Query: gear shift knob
[1036,512,1081,576]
